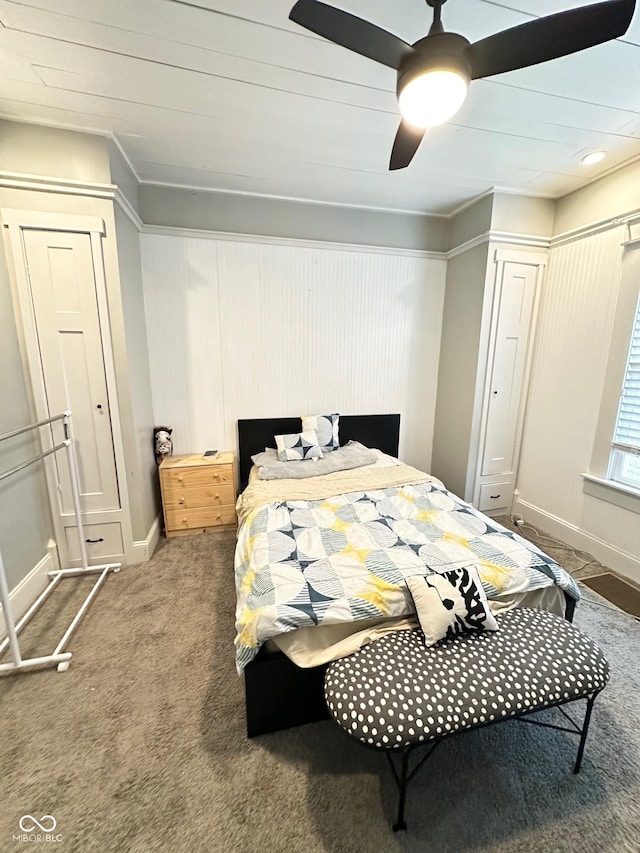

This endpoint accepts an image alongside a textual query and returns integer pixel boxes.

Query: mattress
[234,460,579,672]
[268,586,566,667]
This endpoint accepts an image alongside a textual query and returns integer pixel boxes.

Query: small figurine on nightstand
[154,426,173,466]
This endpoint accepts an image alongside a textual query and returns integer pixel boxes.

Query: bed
[235,414,580,736]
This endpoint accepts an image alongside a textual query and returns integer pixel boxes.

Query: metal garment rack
[0,411,120,675]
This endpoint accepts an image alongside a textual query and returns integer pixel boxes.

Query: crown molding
[113,187,144,230]
[110,134,142,183]
[0,170,116,200]
[446,230,549,259]
[6,168,640,257]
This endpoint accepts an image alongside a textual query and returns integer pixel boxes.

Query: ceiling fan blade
[389,121,426,170]
[466,0,636,80]
[289,0,415,70]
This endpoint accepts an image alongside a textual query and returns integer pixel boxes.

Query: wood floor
[582,572,640,619]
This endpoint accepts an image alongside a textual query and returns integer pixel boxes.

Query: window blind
[613,292,640,454]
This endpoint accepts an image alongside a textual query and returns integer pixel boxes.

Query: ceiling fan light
[399,69,468,129]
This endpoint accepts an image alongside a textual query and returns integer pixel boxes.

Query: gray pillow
[252,441,377,480]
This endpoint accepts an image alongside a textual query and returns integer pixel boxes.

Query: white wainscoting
[140,234,447,470]
[516,225,640,582]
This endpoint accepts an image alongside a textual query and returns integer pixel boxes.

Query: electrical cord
[511,519,600,574]
[509,516,640,623]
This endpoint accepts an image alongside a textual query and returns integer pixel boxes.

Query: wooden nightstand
[159,452,237,537]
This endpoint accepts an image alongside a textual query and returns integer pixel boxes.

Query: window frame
[607,285,640,489]
[583,232,640,513]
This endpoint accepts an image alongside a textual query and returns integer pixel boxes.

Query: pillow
[405,566,498,647]
[251,441,377,480]
[275,430,323,462]
[301,413,339,452]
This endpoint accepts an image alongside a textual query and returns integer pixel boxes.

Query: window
[609,289,640,490]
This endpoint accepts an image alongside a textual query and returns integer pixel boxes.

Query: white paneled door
[3,208,132,567]
[22,229,120,514]
[481,261,537,478]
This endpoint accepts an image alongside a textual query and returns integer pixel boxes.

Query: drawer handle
[489,494,501,500]
[215,493,219,499]
[86,537,104,544]
[180,497,185,503]
[216,514,221,520]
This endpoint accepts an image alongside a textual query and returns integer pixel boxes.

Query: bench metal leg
[387,742,441,832]
[392,749,410,832]
[574,693,597,774]
[382,692,600,830]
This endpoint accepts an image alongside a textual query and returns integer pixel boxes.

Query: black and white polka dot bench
[324,608,609,832]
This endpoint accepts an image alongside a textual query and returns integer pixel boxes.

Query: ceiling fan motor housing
[396,32,472,97]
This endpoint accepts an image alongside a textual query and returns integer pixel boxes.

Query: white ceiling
[0,0,639,215]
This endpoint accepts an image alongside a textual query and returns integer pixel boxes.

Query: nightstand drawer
[162,464,234,490]
[165,504,237,531]
[162,482,235,510]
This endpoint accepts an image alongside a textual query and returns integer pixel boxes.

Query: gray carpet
[1,526,639,853]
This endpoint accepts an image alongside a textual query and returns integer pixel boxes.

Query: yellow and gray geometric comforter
[234,467,580,672]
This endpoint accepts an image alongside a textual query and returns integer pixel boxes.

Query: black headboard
[237,413,400,490]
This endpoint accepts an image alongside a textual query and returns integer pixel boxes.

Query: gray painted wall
[0,236,55,590]
[491,193,555,237]
[139,184,449,251]
[446,194,493,250]
[0,119,110,183]
[113,205,159,539]
[430,242,490,496]
[554,158,640,236]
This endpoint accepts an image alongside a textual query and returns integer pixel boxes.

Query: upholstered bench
[324,608,609,831]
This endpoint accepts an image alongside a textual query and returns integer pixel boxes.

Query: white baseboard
[513,497,640,584]
[132,514,161,563]
[0,545,60,640]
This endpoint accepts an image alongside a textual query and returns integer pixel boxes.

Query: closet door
[3,208,133,568]
[481,261,537,477]
[22,229,120,514]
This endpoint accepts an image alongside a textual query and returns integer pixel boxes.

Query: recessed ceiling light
[581,151,606,166]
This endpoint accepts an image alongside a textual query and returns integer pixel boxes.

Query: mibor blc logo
[13,815,62,844]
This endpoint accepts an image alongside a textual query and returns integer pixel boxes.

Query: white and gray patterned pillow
[406,566,498,647]
[301,413,339,452]
[275,430,323,462]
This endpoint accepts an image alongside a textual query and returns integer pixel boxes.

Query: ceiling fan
[288,0,636,170]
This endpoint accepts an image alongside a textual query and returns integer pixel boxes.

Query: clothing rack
[0,411,120,675]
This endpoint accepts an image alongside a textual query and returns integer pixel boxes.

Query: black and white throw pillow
[406,566,499,647]
[301,413,339,452]
[275,430,323,462]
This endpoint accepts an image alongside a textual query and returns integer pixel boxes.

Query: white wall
[515,224,640,582]
[141,234,446,471]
